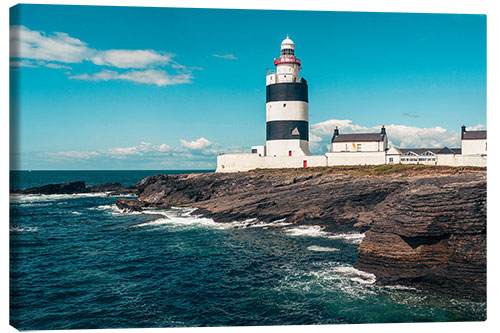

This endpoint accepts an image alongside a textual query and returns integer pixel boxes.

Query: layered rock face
[354,175,486,299]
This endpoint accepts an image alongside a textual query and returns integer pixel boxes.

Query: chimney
[461,124,466,139]
[381,125,386,136]
[331,126,339,143]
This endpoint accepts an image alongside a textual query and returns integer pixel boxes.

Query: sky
[9,4,487,170]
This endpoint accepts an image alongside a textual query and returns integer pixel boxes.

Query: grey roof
[463,130,486,140]
[399,148,442,155]
[437,147,462,155]
[332,133,384,143]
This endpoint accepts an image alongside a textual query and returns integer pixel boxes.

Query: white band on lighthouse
[266,101,308,122]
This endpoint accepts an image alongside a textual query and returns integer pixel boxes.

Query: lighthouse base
[266,139,311,157]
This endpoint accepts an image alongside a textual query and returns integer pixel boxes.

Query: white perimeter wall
[216,151,486,173]
[437,154,487,167]
[216,154,326,173]
[326,151,386,166]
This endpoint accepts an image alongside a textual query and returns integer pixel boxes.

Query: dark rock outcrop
[12,181,137,196]
[12,181,87,194]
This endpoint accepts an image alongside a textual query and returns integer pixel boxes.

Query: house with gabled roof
[461,125,487,156]
[326,126,388,165]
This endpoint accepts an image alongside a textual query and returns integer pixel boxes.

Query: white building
[461,125,487,155]
[325,126,388,166]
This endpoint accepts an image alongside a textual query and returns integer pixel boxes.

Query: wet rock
[12,181,87,194]
[12,181,138,196]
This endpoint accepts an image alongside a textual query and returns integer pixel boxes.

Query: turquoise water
[9,171,486,330]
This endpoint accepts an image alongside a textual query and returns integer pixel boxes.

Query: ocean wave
[285,225,328,237]
[327,233,365,244]
[284,225,365,244]
[275,262,377,299]
[307,245,340,252]
[10,226,38,233]
[130,207,294,231]
[383,285,418,291]
[10,192,113,204]
[330,265,376,284]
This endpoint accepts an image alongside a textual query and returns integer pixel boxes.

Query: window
[251,149,257,154]
[357,144,362,152]
[389,157,394,163]
[283,103,286,107]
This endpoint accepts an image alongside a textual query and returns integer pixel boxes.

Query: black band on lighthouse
[266,120,309,141]
[266,82,308,103]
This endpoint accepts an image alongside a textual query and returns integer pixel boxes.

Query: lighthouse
[265,36,311,157]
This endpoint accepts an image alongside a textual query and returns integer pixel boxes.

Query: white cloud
[48,142,173,160]
[10,25,193,86]
[69,69,192,86]
[44,62,72,69]
[402,112,420,118]
[180,137,213,150]
[42,141,219,169]
[106,142,172,156]
[310,119,367,136]
[91,49,172,68]
[10,59,72,70]
[10,60,38,68]
[10,25,92,63]
[466,124,486,131]
[213,54,238,60]
[50,151,100,159]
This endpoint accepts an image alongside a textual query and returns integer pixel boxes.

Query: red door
[303,160,307,168]
[289,151,292,156]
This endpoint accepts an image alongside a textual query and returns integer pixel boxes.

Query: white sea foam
[70,211,82,215]
[89,204,143,216]
[131,207,294,231]
[284,225,365,244]
[10,192,113,204]
[383,285,417,291]
[10,226,38,233]
[330,265,377,284]
[285,225,328,237]
[327,233,366,244]
[307,245,340,252]
[275,262,377,300]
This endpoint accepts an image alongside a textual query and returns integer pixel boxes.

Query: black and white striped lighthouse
[265,36,311,157]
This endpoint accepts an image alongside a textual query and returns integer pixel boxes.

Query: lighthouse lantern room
[265,36,311,157]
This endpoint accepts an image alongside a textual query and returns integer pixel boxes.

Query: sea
[9,170,486,330]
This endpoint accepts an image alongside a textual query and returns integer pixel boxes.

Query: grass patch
[250,164,486,177]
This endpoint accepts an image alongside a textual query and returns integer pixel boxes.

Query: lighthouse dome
[280,36,295,50]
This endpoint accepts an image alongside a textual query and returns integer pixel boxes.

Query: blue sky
[9,4,486,170]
